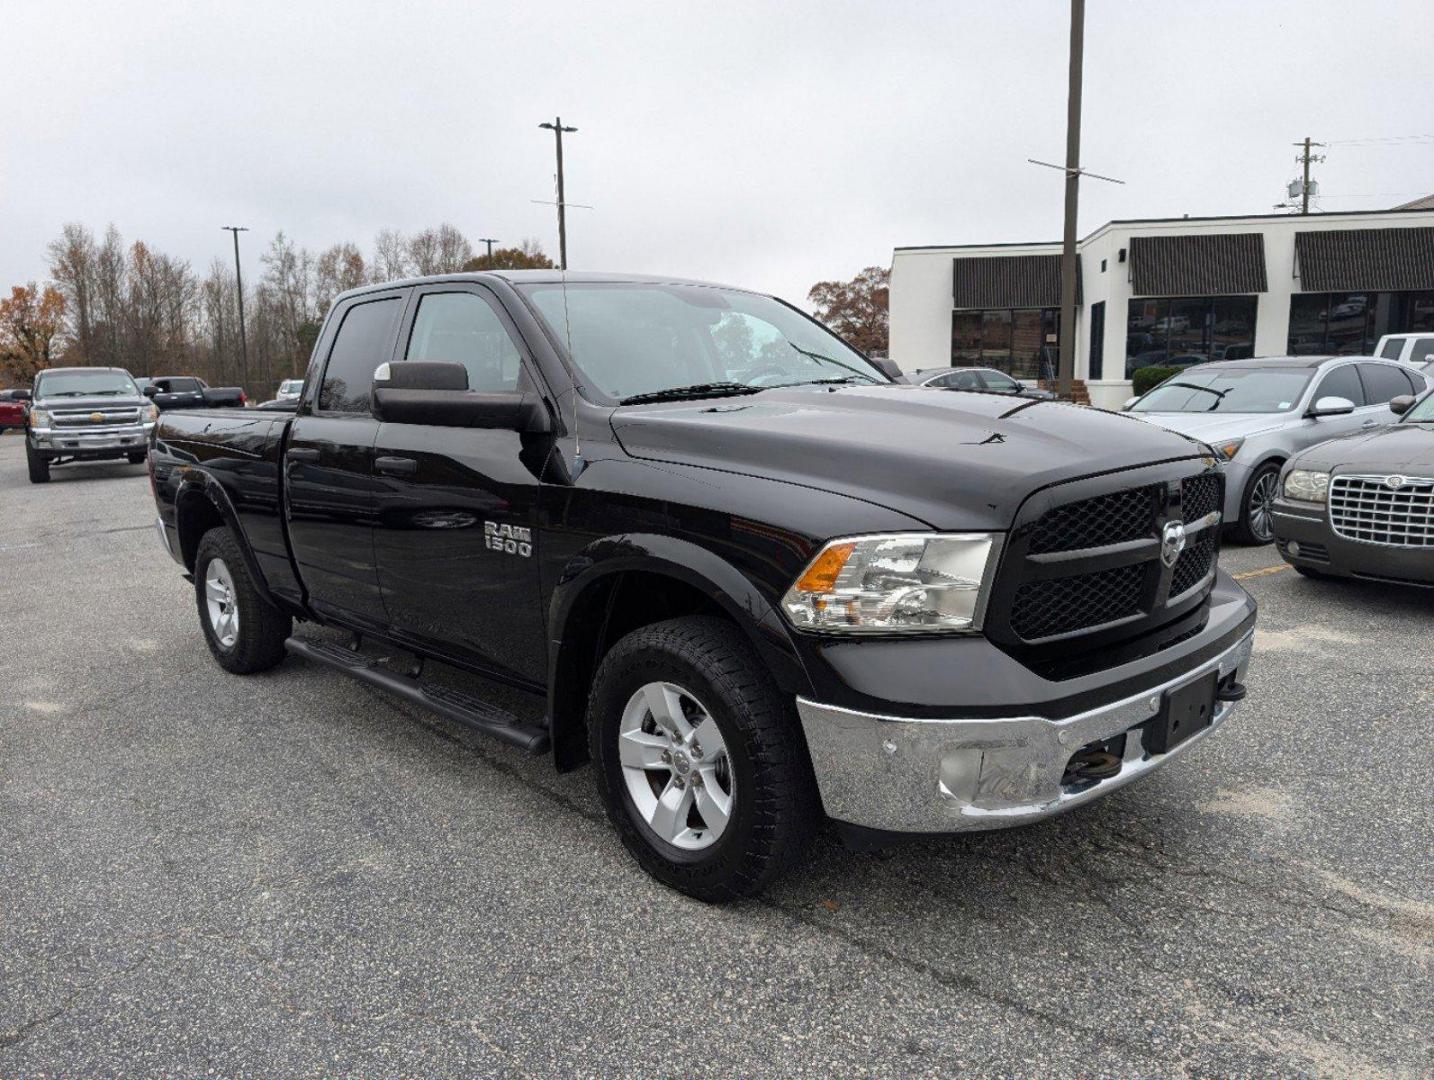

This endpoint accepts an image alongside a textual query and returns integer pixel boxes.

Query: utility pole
[1296,137,1326,214]
[1056,0,1084,401]
[221,226,250,389]
[538,117,578,269]
[478,237,500,262]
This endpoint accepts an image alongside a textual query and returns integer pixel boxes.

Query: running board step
[285,636,550,754]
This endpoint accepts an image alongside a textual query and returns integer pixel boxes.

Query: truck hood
[609,385,1210,531]
[34,394,148,411]
[1130,411,1288,443]
[1293,421,1434,473]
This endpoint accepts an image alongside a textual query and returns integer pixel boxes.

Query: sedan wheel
[1244,466,1279,544]
[618,681,734,851]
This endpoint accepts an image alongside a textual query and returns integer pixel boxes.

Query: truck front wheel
[587,616,819,901]
[25,444,49,484]
[194,527,292,674]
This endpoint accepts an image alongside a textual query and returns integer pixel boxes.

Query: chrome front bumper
[797,630,1254,833]
[31,425,150,452]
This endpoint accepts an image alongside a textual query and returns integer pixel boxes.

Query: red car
[0,389,29,431]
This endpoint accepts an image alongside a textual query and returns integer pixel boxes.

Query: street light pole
[478,237,500,262]
[221,226,250,389]
[1057,0,1084,401]
[538,117,577,269]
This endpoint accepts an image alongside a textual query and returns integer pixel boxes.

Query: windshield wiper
[790,374,878,387]
[619,382,765,406]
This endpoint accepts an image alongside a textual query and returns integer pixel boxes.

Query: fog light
[1287,541,1301,557]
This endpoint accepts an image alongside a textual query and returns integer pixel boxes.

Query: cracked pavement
[1,435,1431,1078]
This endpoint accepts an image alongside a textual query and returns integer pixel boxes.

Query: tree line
[1,223,552,394]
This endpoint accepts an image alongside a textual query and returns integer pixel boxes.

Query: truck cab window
[319,297,402,413]
[406,292,523,393]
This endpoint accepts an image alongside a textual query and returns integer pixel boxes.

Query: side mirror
[1122,396,1139,411]
[1013,380,1027,391]
[1308,395,1356,418]
[867,356,904,382]
[373,361,550,432]
[142,385,157,398]
[1389,395,1416,416]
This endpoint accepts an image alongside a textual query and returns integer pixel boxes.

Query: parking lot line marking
[1233,564,1291,581]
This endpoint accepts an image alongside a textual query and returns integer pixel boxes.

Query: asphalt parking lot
[1,434,1430,1079]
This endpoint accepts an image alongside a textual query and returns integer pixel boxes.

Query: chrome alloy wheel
[1248,470,1278,543]
[204,558,240,649]
[618,681,735,851]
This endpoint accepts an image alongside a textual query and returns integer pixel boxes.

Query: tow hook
[1216,681,1248,703]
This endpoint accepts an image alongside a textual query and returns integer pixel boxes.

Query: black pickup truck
[150,271,1256,900]
[138,375,247,411]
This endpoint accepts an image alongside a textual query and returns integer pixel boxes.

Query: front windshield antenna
[558,265,585,477]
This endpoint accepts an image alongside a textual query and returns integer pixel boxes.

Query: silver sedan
[1125,356,1433,544]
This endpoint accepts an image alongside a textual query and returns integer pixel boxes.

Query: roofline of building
[893,205,1434,254]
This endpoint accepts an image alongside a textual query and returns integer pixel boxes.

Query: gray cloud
[3,0,1431,308]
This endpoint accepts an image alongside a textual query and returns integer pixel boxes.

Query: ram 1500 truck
[150,271,1256,900]
[138,375,248,411]
[28,366,159,483]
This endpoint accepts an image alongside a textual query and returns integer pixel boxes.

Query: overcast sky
[3,0,1431,308]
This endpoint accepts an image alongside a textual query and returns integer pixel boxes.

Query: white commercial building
[890,208,1434,411]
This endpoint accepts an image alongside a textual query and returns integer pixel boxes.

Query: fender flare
[545,533,814,771]
[173,471,280,609]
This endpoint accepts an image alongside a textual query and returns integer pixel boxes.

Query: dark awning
[1128,234,1267,296]
[952,254,1079,309]
[1295,227,1434,292]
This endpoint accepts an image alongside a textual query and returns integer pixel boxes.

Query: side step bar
[285,637,551,754]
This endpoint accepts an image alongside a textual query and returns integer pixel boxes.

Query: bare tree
[434,223,474,273]
[314,242,368,315]
[406,228,442,276]
[371,228,409,282]
[47,223,97,361]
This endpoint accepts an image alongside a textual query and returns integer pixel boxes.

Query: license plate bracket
[1147,671,1219,755]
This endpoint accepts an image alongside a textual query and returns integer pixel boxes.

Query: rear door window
[1314,365,1365,406]
[319,297,404,413]
[1357,363,1415,404]
[1409,340,1434,366]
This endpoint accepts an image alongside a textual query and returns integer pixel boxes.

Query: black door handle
[376,455,419,476]
[287,447,320,463]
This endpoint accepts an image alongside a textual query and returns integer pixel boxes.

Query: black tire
[25,444,49,484]
[194,527,291,674]
[588,616,820,902]
[1233,461,1282,545]
[127,451,146,465]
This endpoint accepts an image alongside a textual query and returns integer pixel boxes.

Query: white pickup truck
[1375,332,1434,369]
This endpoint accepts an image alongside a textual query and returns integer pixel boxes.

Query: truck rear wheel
[194,527,291,674]
[26,444,49,484]
[587,616,819,901]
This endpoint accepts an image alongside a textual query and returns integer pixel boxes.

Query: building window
[1287,290,1434,356]
[1089,301,1105,380]
[951,307,1060,379]
[1125,295,1257,378]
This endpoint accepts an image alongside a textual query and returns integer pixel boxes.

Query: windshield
[1402,391,1434,423]
[518,282,886,402]
[1131,368,1313,414]
[34,369,138,398]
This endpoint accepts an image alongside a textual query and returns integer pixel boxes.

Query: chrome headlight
[29,408,51,429]
[781,533,1002,634]
[1283,469,1330,504]
[143,403,159,423]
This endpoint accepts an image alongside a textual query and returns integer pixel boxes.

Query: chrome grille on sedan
[1329,475,1434,546]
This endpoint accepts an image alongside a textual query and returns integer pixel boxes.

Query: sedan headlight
[1211,438,1244,461]
[1283,468,1330,504]
[28,408,51,429]
[781,533,1002,634]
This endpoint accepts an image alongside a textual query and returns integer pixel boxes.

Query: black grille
[1027,485,1159,554]
[1009,563,1145,640]
[1180,473,1222,522]
[1171,536,1216,597]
